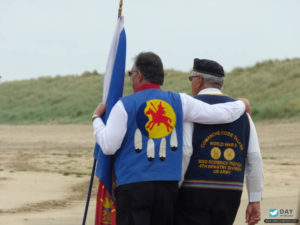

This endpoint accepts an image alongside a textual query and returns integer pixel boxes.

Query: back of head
[193,58,224,77]
[134,52,164,85]
[193,58,225,87]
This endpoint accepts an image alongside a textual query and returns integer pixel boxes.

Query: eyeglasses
[128,70,138,77]
[188,75,200,81]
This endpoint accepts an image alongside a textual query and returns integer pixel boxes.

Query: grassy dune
[224,59,300,120]
[0,58,299,124]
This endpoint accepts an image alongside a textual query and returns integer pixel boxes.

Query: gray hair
[193,71,224,87]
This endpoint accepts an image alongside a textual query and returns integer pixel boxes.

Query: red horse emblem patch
[144,99,176,139]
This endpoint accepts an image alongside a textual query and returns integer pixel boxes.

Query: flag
[94,16,126,225]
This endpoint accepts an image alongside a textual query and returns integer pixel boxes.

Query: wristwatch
[92,114,100,121]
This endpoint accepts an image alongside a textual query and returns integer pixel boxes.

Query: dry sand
[0,122,299,225]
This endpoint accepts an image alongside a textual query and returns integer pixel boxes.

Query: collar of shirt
[198,87,223,95]
[135,83,161,93]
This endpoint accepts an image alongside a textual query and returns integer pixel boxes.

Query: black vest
[182,94,250,191]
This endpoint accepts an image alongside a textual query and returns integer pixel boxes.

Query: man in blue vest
[176,58,264,225]
[92,52,250,225]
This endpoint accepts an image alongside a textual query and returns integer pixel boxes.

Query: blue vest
[183,94,250,191]
[115,89,183,186]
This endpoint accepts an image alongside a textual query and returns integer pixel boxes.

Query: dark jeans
[175,188,242,225]
[116,181,178,225]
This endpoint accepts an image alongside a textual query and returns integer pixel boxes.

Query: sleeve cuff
[249,191,262,202]
[238,100,246,113]
[93,117,105,130]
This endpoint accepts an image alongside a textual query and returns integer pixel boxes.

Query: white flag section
[102,16,125,104]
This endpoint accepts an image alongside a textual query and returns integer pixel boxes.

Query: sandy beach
[0,122,299,225]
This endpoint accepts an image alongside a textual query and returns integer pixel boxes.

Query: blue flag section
[94,16,126,196]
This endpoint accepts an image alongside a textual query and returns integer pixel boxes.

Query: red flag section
[95,181,116,225]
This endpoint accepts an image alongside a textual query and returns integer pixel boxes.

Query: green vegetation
[0,59,299,124]
[280,162,297,166]
[223,59,300,120]
[262,157,278,160]
[0,71,103,124]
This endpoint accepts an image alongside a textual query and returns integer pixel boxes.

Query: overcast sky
[0,0,299,81]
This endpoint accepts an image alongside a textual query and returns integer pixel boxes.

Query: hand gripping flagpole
[82,1,125,225]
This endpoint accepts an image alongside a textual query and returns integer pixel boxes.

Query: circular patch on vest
[224,148,235,161]
[136,99,176,139]
[211,147,221,160]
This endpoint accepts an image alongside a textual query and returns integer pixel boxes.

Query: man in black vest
[176,59,264,225]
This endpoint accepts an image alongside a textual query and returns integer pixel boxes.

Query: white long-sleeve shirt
[93,92,245,155]
[180,88,264,202]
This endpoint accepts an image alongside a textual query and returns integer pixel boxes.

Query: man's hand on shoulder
[246,201,260,225]
[238,98,251,115]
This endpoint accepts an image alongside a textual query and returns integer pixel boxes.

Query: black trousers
[116,181,178,225]
[175,188,242,225]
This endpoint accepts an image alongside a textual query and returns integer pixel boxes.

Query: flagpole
[118,0,123,17]
[82,158,97,225]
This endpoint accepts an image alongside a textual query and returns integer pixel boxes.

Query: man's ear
[197,76,203,89]
[137,71,143,82]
